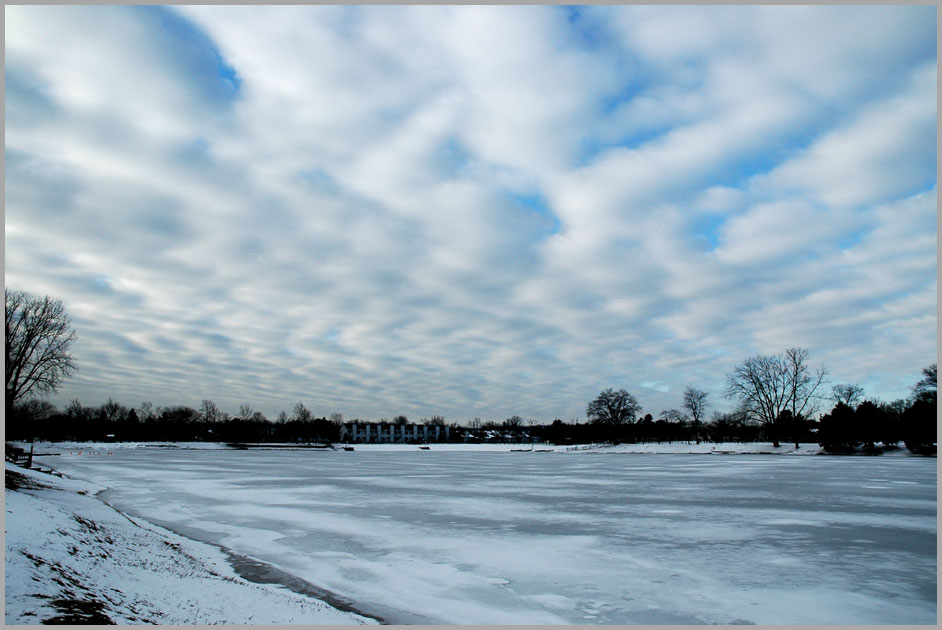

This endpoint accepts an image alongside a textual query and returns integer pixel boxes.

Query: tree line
[6,399,343,444]
[5,289,937,454]
[817,365,936,455]
[581,357,935,454]
[7,364,934,454]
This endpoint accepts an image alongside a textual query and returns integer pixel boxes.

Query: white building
[339,421,451,443]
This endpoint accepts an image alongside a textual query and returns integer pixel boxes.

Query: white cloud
[4,5,936,420]
[6,6,236,141]
[754,63,937,209]
[714,200,854,265]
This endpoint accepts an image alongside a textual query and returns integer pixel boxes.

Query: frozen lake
[39,449,936,624]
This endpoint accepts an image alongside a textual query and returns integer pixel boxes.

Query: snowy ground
[4,462,375,625]
[19,444,937,625]
[22,439,917,456]
[19,440,829,454]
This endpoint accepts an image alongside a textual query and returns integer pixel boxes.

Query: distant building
[339,421,451,444]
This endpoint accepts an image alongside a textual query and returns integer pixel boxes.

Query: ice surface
[32,448,937,625]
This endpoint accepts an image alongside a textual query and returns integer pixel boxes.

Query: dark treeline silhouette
[5,366,936,456]
[7,291,934,454]
[543,410,813,446]
[6,399,340,445]
[8,387,932,455]
[5,401,769,446]
[818,364,937,455]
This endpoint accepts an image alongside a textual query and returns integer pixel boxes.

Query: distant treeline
[817,396,936,455]
[6,400,341,445]
[2,400,772,445]
[6,387,935,455]
[6,289,935,455]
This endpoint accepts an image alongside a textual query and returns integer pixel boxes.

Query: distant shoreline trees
[6,377,934,455]
[4,306,935,456]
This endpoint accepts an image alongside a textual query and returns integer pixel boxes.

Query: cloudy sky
[5,5,937,422]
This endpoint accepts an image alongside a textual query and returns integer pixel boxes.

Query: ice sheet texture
[36,450,937,624]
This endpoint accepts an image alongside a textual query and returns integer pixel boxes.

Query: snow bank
[4,463,376,625]
[15,440,833,454]
[577,441,922,456]
[577,441,826,455]
[15,441,232,452]
[292,441,830,454]
[20,440,924,456]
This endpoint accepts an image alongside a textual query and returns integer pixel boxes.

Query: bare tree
[784,347,828,420]
[5,289,77,415]
[708,409,746,442]
[503,415,524,428]
[587,388,640,425]
[682,386,709,444]
[912,363,937,403]
[99,398,127,423]
[200,399,221,423]
[726,347,827,448]
[16,399,58,423]
[139,401,156,422]
[831,383,864,408]
[238,404,254,422]
[726,354,786,446]
[656,409,687,444]
[658,408,687,423]
[329,412,344,424]
[293,401,313,422]
[66,398,91,422]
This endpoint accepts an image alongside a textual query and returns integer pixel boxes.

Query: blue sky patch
[559,5,613,52]
[689,214,727,251]
[508,191,562,236]
[136,6,241,102]
[437,137,472,179]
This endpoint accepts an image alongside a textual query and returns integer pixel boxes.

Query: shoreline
[91,485,438,625]
[222,551,387,624]
[4,462,378,625]
[119,506,393,625]
[16,438,932,457]
[220,550,441,625]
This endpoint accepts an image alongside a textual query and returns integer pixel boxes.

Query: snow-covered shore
[4,462,376,625]
[17,439,925,458]
[16,439,832,454]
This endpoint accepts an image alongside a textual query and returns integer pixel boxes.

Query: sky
[4,5,937,423]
